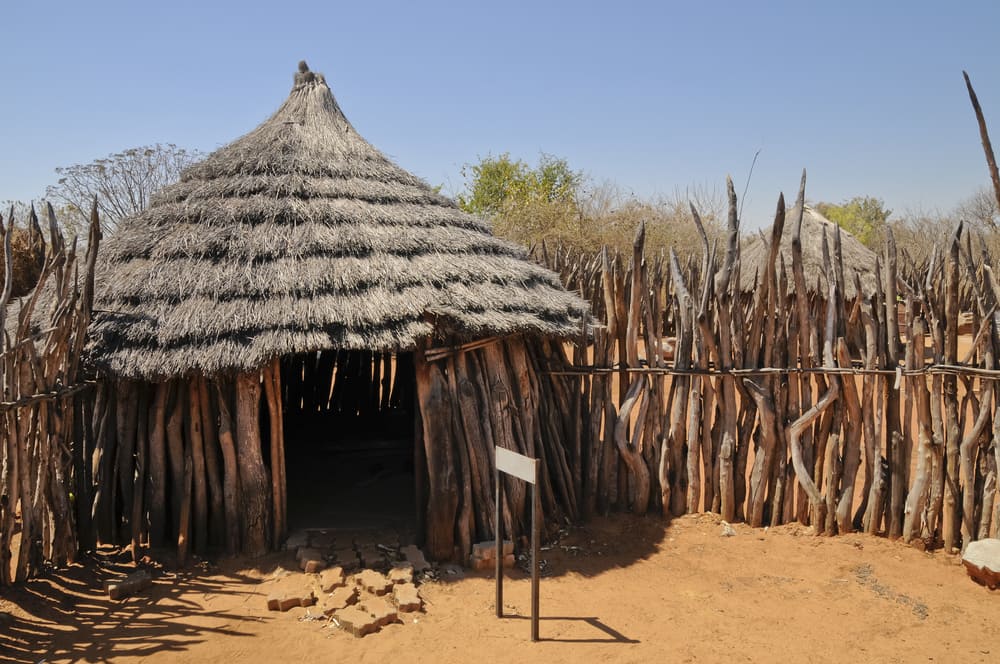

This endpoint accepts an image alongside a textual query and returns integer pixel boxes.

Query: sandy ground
[2,513,998,664]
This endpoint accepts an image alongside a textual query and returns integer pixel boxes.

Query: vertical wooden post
[414,345,459,560]
[187,379,208,554]
[147,382,168,548]
[215,381,241,555]
[131,383,149,562]
[235,371,271,557]
[904,317,933,542]
[263,359,286,545]
[942,224,962,550]
[198,378,225,547]
[115,378,138,541]
[165,382,185,542]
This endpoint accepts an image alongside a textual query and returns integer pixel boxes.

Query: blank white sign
[496,446,538,484]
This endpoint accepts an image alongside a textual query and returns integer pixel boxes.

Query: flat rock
[333,606,378,638]
[392,583,422,613]
[357,545,384,570]
[352,533,378,548]
[301,557,327,573]
[310,531,336,549]
[319,566,346,593]
[470,556,492,571]
[401,545,430,573]
[267,589,316,612]
[298,546,327,573]
[472,540,514,560]
[284,531,309,550]
[296,546,324,562]
[963,538,1000,589]
[470,554,514,571]
[333,546,360,571]
[363,597,399,628]
[322,586,359,615]
[356,569,392,596]
[387,562,413,585]
[106,570,153,601]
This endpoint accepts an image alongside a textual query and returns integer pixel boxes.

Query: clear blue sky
[3,0,998,229]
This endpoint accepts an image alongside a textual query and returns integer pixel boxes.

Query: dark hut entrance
[279,350,418,531]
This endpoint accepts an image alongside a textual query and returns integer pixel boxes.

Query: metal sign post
[494,446,541,642]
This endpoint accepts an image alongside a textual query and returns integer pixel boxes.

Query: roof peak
[293,60,326,91]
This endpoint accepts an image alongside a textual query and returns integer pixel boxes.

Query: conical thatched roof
[89,62,589,381]
[739,205,877,299]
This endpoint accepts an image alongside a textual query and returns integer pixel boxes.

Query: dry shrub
[493,180,725,260]
[1,215,46,298]
[890,211,1000,270]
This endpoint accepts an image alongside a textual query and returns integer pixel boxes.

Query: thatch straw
[740,205,877,299]
[1,209,46,299]
[90,62,589,380]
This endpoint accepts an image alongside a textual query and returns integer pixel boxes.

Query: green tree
[458,153,584,247]
[458,153,581,215]
[815,196,892,248]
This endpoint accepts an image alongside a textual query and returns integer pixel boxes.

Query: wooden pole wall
[0,203,100,584]
[540,170,1000,551]
[14,177,1000,576]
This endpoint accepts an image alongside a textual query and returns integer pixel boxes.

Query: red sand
[2,513,999,663]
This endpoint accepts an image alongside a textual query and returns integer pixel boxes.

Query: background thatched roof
[739,205,878,299]
[90,62,588,381]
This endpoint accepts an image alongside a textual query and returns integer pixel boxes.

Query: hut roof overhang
[739,205,878,299]
[89,62,589,381]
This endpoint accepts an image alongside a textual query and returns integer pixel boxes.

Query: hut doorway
[279,350,418,532]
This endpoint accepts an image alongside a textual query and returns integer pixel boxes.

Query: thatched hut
[740,205,878,299]
[88,62,589,561]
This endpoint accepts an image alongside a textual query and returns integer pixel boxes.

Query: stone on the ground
[356,569,392,595]
[357,545,384,570]
[401,545,430,573]
[319,566,346,593]
[471,553,515,571]
[962,538,1000,589]
[333,606,378,638]
[333,546,360,571]
[296,546,321,561]
[298,546,327,572]
[392,582,422,612]
[311,531,335,549]
[387,562,413,585]
[721,522,736,537]
[106,570,153,601]
[284,531,309,550]
[267,589,316,612]
[363,597,398,628]
[322,586,359,615]
[472,540,514,560]
[301,557,327,573]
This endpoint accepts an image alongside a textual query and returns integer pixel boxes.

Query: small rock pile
[265,529,428,638]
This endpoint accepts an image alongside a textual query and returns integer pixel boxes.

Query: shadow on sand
[500,613,640,644]
[0,549,267,663]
